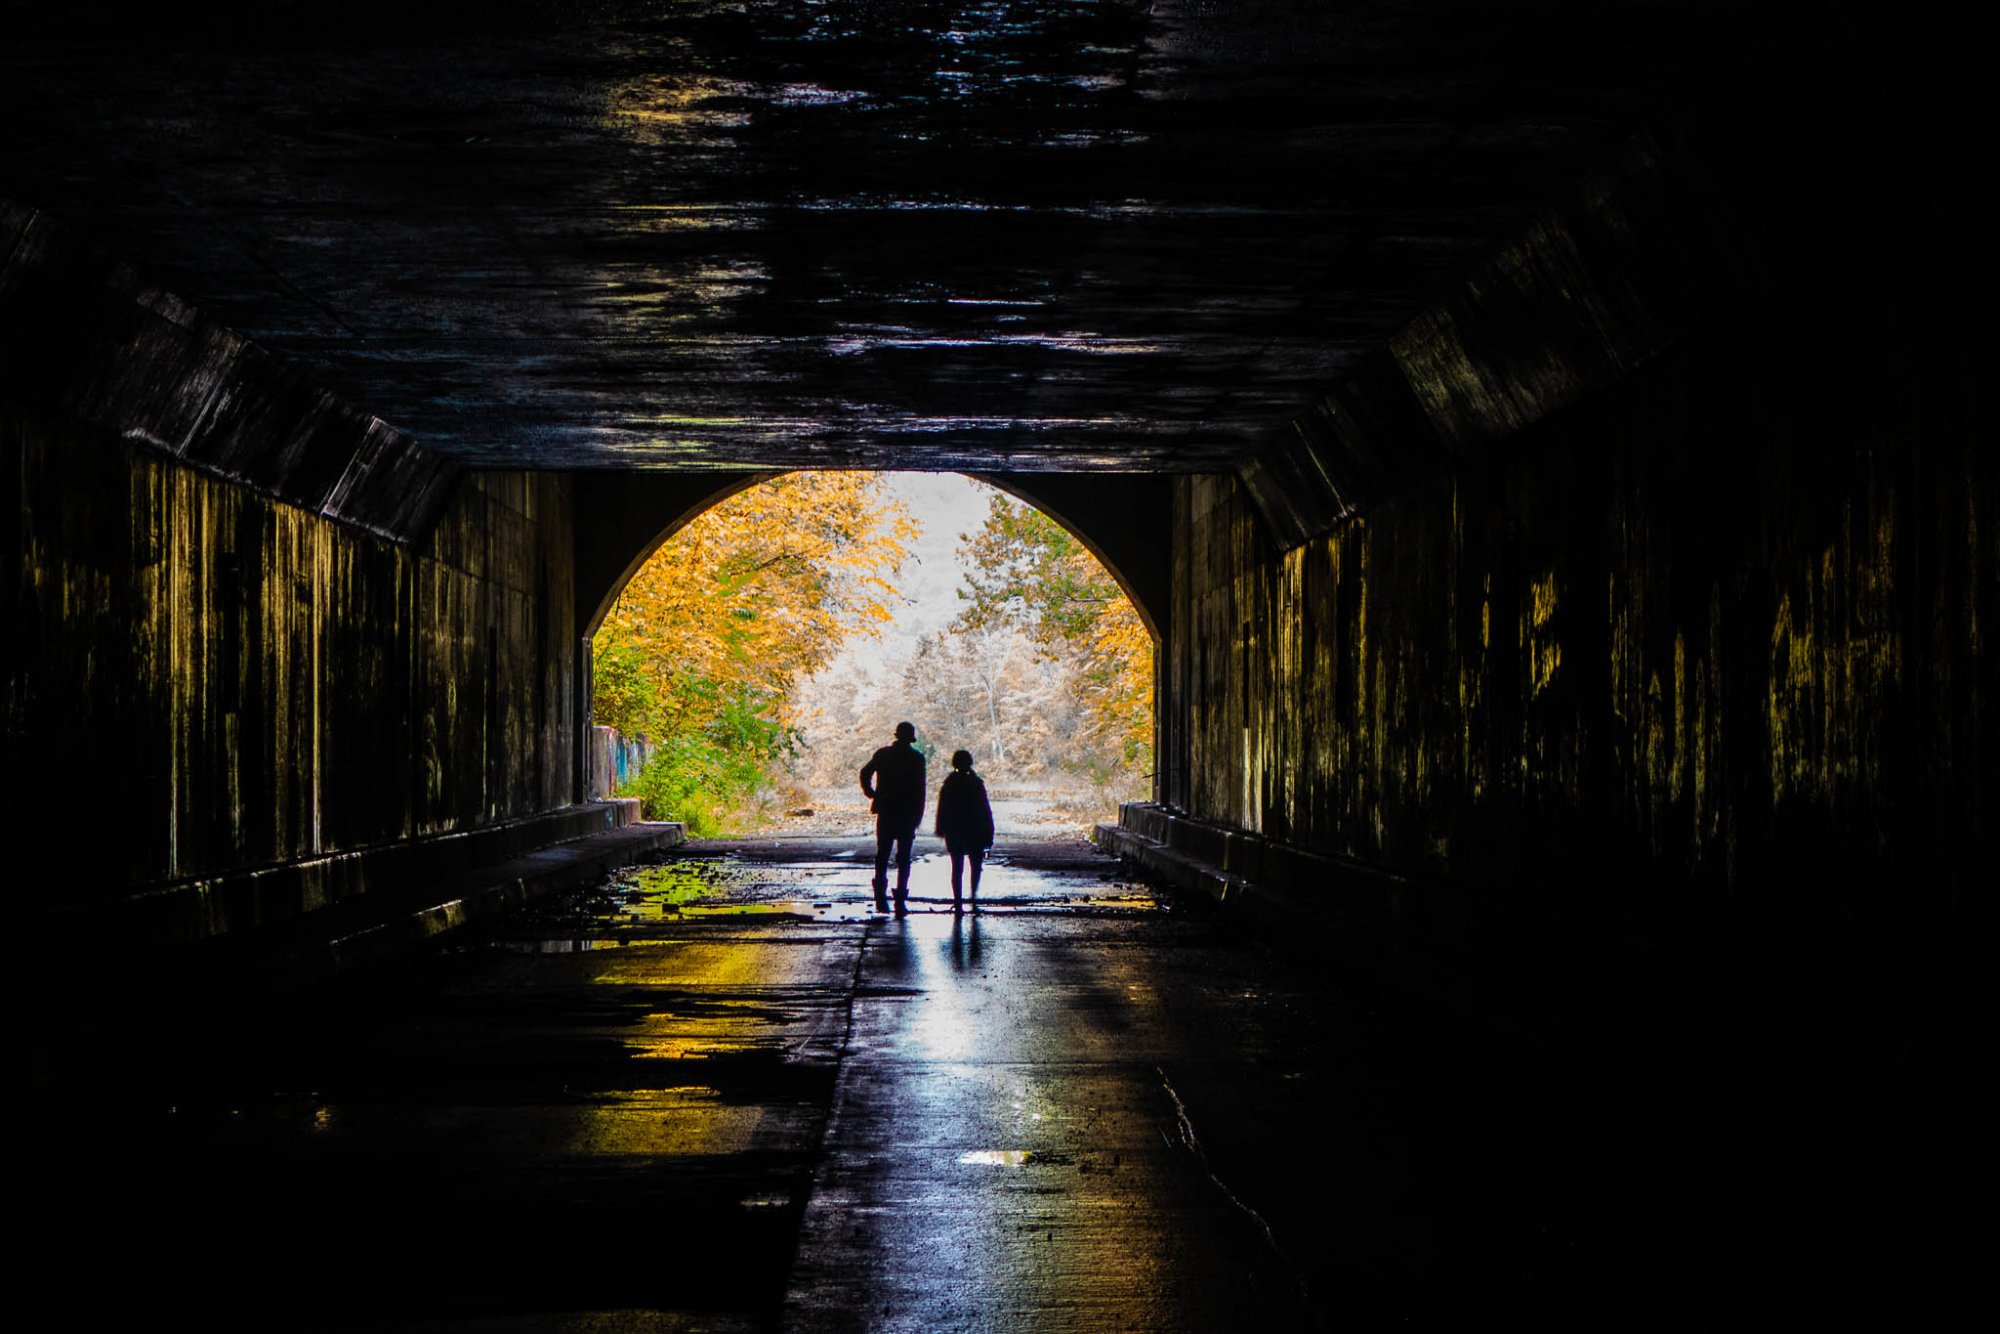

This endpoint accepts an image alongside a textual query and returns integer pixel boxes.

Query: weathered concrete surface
[1095,803,1386,943]
[311,815,690,977]
[0,2,1858,473]
[782,856,1317,1331]
[31,857,860,1328]
[1163,376,1988,949]
[0,202,457,542]
[1154,104,1990,959]
[42,799,661,950]
[1,5,1983,1312]
[22,837,1734,1329]
[5,412,583,894]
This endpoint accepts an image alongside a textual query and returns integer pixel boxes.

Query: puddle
[487,851,1168,946]
[959,1149,1037,1166]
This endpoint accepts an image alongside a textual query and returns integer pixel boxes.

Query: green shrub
[620,685,799,835]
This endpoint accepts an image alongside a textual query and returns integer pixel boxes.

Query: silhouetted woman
[933,749,995,913]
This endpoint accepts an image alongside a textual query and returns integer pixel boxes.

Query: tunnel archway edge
[574,469,1173,646]
[570,468,1178,806]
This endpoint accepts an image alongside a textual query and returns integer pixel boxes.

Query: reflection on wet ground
[508,840,1164,946]
[28,833,1629,1328]
[778,849,1319,1332]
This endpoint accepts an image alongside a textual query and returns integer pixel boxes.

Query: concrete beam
[1,202,456,544]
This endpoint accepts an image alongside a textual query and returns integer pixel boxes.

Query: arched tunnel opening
[3,2,1984,1325]
[583,470,1157,840]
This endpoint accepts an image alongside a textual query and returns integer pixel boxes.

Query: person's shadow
[873,912,919,985]
[946,914,983,973]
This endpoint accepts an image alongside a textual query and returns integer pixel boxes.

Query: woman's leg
[948,849,965,908]
[967,849,984,903]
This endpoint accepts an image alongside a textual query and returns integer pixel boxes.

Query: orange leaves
[594,473,912,743]
[1085,595,1155,769]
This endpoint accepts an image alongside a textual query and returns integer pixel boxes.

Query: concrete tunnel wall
[5,87,1989,990]
[4,206,587,930]
[0,215,1175,935]
[7,418,581,897]
[1145,114,1989,987]
[0,189,1179,932]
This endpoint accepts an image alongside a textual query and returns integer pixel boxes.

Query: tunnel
[3,2,1983,1327]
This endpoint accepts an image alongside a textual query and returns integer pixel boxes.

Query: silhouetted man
[860,721,926,914]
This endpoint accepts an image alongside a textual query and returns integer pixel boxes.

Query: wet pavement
[26,835,1662,1330]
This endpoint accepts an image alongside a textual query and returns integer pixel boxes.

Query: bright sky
[809,470,995,696]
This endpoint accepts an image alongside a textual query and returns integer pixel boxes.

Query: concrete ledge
[1097,802,1653,1042]
[313,821,685,978]
[1,200,459,542]
[1094,805,1421,950]
[59,800,661,947]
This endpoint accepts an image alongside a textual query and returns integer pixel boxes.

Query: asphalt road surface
[28,836,1653,1330]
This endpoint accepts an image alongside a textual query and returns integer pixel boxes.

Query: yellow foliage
[955,491,1153,778]
[596,472,914,742]
[1086,594,1155,770]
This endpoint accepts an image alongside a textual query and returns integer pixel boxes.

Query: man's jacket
[860,742,926,829]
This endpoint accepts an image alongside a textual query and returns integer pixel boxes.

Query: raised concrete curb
[313,820,686,977]
[1093,801,1437,948]
[1094,802,1648,1041]
[56,800,682,962]
[1093,804,1480,1024]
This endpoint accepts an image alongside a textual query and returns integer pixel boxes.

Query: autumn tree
[594,472,914,831]
[953,493,1153,787]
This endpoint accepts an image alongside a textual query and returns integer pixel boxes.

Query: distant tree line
[792,491,1152,804]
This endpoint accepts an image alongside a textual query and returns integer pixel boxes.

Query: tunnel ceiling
[2,1,1784,473]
